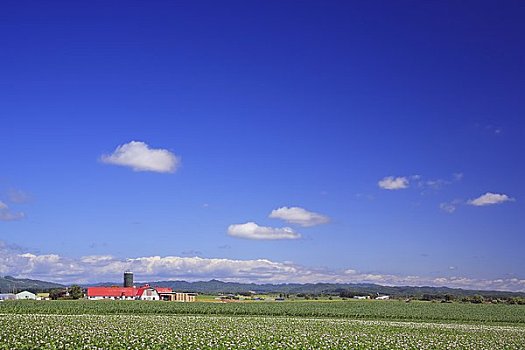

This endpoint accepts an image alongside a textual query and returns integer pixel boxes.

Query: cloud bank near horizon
[0,241,523,292]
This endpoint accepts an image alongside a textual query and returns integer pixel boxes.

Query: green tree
[471,295,484,304]
[49,288,65,300]
[69,285,83,299]
[444,294,455,302]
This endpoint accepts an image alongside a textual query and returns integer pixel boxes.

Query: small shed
[16,291,37,300]
[36,293,50,300]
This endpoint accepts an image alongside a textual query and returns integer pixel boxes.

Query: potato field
[1,300,524,349]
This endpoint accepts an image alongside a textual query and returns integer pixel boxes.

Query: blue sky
[1,1,524,290]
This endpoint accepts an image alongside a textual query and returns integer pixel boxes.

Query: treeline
[140,279,525,300]
[47,285,84,300]
[336,290,525,305]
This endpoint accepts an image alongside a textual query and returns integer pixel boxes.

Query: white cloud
[269,206,329,227]
[468,192,514,206]
[439,199,462,214]
[378,176,409,190]
[227,222,301,240]
[80,255,115,264]
[0,240,524,291]
[412,173,463,192]
[101,141,180,173]
[439,202,457,213]
[0,201,24,221]
[425,179,449,190]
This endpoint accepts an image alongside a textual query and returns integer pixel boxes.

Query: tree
[444,294,455,302]
[470,295,484,304]
[49,288,65,300]
[69,285,83,299]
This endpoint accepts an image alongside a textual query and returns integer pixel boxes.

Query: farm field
[1,299,525,324]
[1,313,524,349]
[1,301,525,349]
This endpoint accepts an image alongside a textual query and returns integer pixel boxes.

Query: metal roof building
[0,293,16,301]
[16,291,37,300]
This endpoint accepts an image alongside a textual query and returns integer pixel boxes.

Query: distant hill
[88,279,525,299]
[0,276,64,293]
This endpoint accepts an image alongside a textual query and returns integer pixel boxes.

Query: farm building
[86,286,136,300]
[0,293,16,301]
[87,273,195,301]
[136,285,161,301]
[36,293,50,300]
[16,291,36,300]
[158,291,197,302]
[87,284,195,301]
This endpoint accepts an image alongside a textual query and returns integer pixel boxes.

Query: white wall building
[0,293,16,301]
[16,291,36,300]
[137,287,160,301]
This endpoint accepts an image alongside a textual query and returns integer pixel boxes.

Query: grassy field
[1,300,524,349]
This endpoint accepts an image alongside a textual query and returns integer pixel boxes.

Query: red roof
[87,287,136,297]
[135,287,151,297]
[156,288,173,293]
[87,285,172,297]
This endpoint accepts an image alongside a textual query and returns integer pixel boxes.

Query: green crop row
[1,299,525,324]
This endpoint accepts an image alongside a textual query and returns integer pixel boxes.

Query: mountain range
[0,276,64,294]
[2,276,524,299]
[91,279,525,299]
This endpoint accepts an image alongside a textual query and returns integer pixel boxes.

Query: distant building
[0,293,16,301]
[87,287,137,300]
[353,296,370,300]
[86,285,196,302]
[36,293,50,300]
[86,273,196,301]
[136,285,160,301]
[158,291,196,302]
[375,295,390,300]
[16,291,36,300]
[124,271,133,288]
